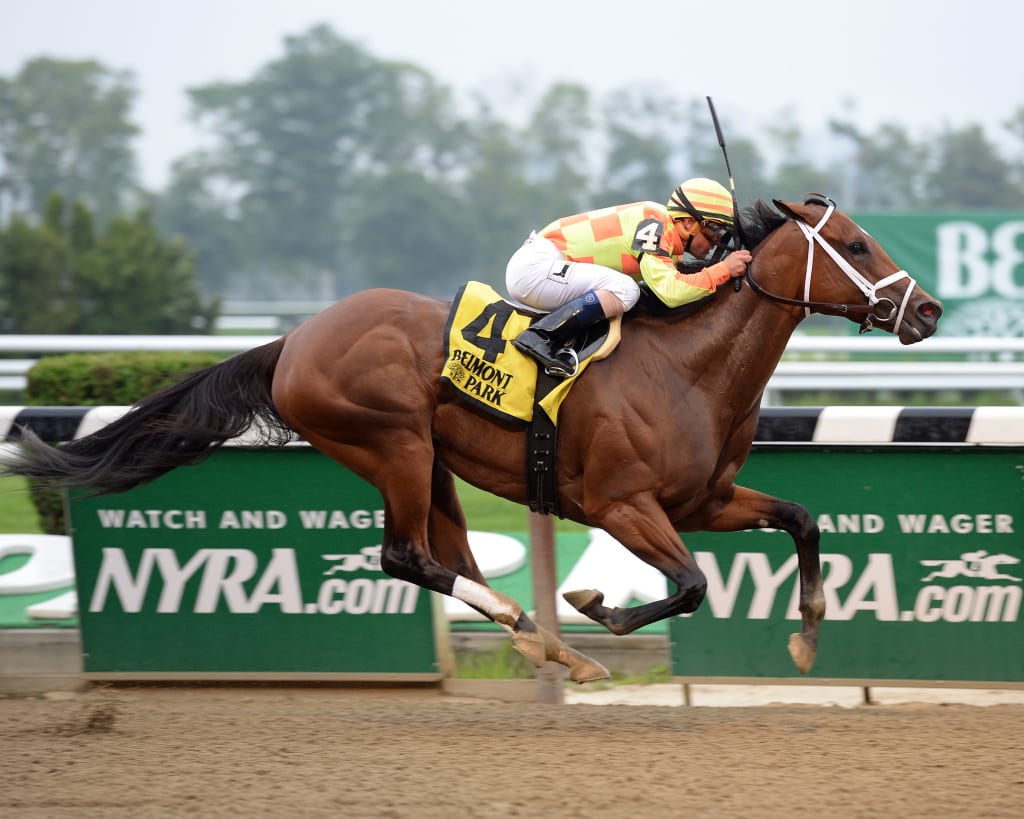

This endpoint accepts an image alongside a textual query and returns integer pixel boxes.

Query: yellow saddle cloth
[441,281,619,425]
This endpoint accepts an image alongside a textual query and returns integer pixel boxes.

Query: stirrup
[545,347,579,378]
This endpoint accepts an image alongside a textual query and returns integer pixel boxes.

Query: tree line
[2,23,1022,330]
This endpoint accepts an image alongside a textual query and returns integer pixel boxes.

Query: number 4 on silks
[632,219,664,253]
[461,302,515,363]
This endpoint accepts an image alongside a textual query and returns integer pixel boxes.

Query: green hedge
[26,351,224,533]
[26,351,223,404]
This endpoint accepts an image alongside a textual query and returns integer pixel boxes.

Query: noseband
[744,196,918,335]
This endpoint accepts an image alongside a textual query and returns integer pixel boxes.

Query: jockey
[507,177,753,376]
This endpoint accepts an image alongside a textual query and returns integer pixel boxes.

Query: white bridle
[796,201,917,333]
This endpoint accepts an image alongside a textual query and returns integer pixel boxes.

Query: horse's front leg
[564,494,709,635]
[698,484,824,674]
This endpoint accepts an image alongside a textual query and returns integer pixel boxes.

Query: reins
[742,195,918,335]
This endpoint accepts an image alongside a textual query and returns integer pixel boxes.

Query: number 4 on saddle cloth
[441,281,621,515]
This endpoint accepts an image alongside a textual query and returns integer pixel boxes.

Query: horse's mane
[739,198,788,249]
[673,198,785,277]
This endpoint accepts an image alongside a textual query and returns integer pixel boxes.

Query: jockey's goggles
[673,215,731,246]
[701,219,730,243]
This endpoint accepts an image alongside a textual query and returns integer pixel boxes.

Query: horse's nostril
[918,301,942,322]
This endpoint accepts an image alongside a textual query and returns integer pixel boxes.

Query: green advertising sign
[34,438,1024,685]
[669,447,1024,682]
[69,448,439,677]
[852,211,1024,336]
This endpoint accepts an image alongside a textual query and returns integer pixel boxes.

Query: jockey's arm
[639,253,733,309]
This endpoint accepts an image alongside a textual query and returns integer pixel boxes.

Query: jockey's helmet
[667,178,734,228]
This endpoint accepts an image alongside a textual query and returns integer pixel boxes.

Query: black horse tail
[2,339,291,494]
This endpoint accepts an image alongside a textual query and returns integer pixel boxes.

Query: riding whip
[706,96,748,291]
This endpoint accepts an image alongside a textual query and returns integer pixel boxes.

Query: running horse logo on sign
[920,550,1022,583]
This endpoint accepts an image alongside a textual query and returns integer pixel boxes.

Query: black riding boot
[512,290,606,377]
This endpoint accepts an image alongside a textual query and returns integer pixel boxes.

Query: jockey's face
[674,217,716,259]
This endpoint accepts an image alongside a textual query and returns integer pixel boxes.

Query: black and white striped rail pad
[1,406,1021,445]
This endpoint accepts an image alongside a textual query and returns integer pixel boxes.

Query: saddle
[442,281,622,515]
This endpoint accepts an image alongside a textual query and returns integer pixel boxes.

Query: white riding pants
[505,234,641,312]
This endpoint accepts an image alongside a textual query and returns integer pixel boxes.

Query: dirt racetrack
[3,684,1024,818]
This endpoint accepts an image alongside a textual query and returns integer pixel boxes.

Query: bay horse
[3,195,942,682]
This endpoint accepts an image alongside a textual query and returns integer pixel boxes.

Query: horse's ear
[773,196,835,225]
[803,193,836,208]
[772,199,803,222]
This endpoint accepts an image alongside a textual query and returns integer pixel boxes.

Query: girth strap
[526,369,562,516]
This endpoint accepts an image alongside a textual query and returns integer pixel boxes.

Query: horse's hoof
[511,631,547,669]
[569,658,611,684]
[788,632,817,674]
[563,588,604,614]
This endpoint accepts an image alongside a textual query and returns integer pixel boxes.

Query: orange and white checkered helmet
[667,178,734,227]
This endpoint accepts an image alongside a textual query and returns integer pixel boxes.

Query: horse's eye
[849,241,867,255]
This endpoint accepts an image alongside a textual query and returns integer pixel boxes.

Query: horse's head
[756,195,942,344]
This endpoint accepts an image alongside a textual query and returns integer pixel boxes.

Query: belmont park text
[92,508,1015,536]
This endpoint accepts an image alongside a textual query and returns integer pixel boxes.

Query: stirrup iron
[544,347,579,378]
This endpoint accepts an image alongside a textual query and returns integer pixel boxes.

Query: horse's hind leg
[426,459,485,583]
[427,459,609,683]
